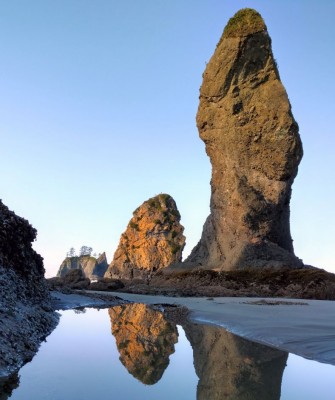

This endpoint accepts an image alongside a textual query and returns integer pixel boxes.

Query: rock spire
[186,8,303,270]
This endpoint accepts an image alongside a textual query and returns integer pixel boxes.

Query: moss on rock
[223,8,266,38]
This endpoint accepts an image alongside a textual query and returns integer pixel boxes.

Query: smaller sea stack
[105,194,185,280]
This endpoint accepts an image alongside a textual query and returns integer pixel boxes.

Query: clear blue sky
[1,1,334,277]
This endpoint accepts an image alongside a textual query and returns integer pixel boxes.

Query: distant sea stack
[105,194,185,280]
[57,252,108,280]
[0,200,58,376]
[186,9,303,270]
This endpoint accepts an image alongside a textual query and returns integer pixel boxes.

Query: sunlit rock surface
[186,8,303,271]
[109,303,178,384]
[105,194,185,280]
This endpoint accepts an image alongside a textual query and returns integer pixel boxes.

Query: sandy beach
[55,290,335,366]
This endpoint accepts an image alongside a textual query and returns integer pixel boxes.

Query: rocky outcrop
[57,256,83,277]
[109,303,178,384]
[139,267,335,299]
[0,200,58,377]
[183,322,287,400]
[0,373,19,400]
[105,194,185,280]
[57,252,108,279]
[89,252,108,277]
[186,9,303,270]
[48,271,124,292]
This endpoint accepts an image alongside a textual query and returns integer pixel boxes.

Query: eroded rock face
[109,304,178,384]
[105,194,185,280]
[183,322,287,400]
[57,252,108,280]
[0,373,19,400]
[0,200,58,376]
[186,8,303,270]
[90,252,108,277]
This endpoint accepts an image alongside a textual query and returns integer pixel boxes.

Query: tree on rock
[67,247,76,258]
[79,246,93,257]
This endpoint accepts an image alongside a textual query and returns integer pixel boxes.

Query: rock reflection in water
[183,323,288,400]
[109,304,178,385]
[0,374,19,400]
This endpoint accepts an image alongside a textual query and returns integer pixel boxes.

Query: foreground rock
[0,200,58,377]
[109,303,178,384]
[118,267,335,300]
[185,9,303,271]
[57,252,108,279]
[0,373,19,400]
[105,194,185,280]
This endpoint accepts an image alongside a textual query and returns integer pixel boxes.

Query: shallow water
[4,305,335,399]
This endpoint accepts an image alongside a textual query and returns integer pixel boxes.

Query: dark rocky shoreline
[48,264,335,301]
[0,200,59,378]
[115,267,335,300]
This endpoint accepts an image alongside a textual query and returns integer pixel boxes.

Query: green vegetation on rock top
[146,193,172,210]
[223,8,266,38]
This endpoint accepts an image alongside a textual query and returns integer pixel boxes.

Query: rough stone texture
[88,278,124,291]
[0,373,19,400]
[183,322,287,400]
[88,252,108,278]
[109,303,178,384]
[57,252,108,280]
[128,267,335,299]
[105,194,185,280]
[48,273,124,292]
[186,8,303,270]
[0,200,58,377]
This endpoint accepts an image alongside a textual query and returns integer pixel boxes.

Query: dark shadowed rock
[105,194,185,280]
[48,269,90,290]
[62,269,90,289]
[0,373,19,400]
[89,278,124,291]
[89,252,109,278]
[143,267,335,299]
[0,200,58,377]
[186,8,303,271]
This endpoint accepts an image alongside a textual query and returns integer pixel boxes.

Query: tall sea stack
[186,9,303,270]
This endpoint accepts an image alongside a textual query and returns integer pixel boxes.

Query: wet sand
[107,292,335,366]
[53,290,335,366]
[50,291,125,310]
